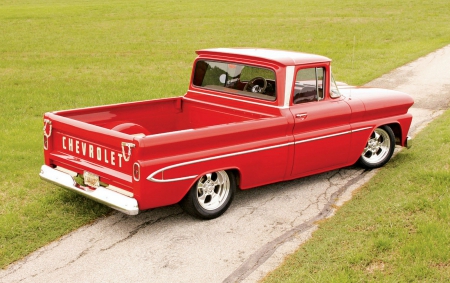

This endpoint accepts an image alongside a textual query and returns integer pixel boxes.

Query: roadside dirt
[1,44,449,283]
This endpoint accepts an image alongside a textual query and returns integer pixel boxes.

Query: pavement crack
[223,169,370,283]
[101,212,184,251]
[53,247,92,272]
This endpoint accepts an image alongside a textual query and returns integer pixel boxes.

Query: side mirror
[330,89,341,99]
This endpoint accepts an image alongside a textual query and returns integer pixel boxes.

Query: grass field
[1,0,450,270]
[263,110,450,282]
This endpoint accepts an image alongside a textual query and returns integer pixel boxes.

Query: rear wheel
[180,170,236,220]
[359,125,396,168]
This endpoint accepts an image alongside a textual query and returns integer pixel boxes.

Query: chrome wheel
[196,171,230,211]
[180,170,236,219]
[359,126,395,168]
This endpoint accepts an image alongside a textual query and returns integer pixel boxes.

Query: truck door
[289,67,352,178]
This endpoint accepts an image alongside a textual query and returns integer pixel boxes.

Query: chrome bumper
[405,136,412,149]
[39,165,139,215]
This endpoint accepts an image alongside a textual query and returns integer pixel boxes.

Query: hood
[339,86,414,116]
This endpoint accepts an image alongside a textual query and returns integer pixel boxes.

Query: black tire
[179,170,236,220]
[358,125,396,169]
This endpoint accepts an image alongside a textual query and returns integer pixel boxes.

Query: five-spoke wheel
[180,170,236,219]
[359,125,395,168]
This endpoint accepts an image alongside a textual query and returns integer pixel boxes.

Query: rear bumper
[39,165,139,215]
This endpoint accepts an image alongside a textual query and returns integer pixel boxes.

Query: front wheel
[358,125,396,169]
[179,170,236,220]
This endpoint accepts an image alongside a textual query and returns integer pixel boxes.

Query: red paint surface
[42,48,414,211]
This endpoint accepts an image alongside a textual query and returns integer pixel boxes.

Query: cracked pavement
[2,44,450,283]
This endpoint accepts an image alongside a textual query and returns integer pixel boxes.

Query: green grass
[1,0,450,269]
[263,110,450,282]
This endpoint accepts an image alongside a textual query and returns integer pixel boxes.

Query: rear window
[193,60,276,101]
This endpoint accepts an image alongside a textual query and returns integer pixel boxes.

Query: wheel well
[227,169,241,189]
[189,169,241,192]
[386,123,402,145]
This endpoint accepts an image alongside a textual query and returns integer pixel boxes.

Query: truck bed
[56,97,273,136]
[43,95,286,211]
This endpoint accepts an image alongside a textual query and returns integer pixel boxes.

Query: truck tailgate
[41,112,139,214]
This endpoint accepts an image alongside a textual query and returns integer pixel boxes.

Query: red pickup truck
[40,48,413,219]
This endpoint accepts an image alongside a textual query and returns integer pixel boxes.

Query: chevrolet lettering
[61,136,125,168]
[40,48,414,219]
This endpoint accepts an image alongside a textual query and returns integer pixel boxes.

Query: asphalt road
[1,44,450,283]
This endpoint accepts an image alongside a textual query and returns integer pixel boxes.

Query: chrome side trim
[352,126,373,133]
[147,126,373,183]
[189,90,288,109]
[147,142,294,183]
[295,127,372,144]
[40,165,139,215]
[295,131,351,144]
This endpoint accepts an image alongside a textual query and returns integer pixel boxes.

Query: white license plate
[83,171,99,188]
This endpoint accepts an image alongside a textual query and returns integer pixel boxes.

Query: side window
[293,67,325,104]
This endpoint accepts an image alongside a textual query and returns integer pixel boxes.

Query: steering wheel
[244,77,267,93]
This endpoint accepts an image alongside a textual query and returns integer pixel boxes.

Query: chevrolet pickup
[40,48,414,219]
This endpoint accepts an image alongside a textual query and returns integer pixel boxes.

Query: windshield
[193,60,277,101]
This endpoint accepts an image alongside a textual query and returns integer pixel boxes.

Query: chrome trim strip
[40,165,139,215]
[147,142,294,183]
[284,66,295,108]
[147,126,373,183]
[189,90,288,109]
[295,131,352,144]
[149,174,199,183]
[294,127,372,144]
[352,126,373,133]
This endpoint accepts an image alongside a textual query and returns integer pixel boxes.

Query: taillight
[44,136,48,150]
[133,162,140,181]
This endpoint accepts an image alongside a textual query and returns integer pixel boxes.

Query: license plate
[83,171,99,188]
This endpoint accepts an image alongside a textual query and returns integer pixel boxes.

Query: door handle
[295,113,308,120]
